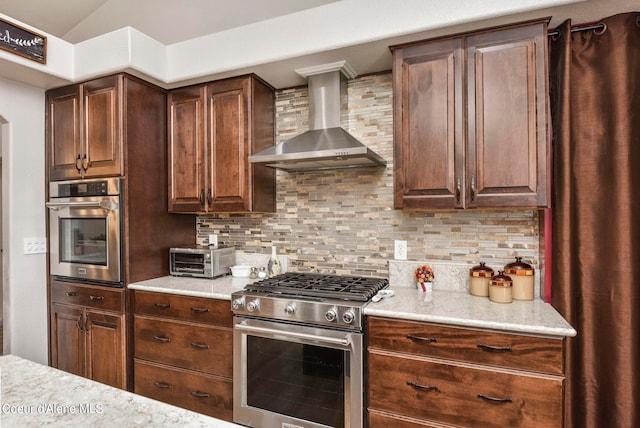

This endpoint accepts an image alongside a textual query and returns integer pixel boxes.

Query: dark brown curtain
[549,12,640,428]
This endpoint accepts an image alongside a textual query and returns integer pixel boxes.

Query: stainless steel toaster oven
[170,246,234,278]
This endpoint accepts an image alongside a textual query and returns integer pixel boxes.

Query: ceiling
[0,0,339,45]
[0,0,637,89]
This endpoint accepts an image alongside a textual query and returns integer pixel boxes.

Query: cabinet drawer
[51,280,124,312]
[367,316,563,374]
[134,291,232,327]
[134,359,232,422]
[368,349,563,427]
[134,316,232,377]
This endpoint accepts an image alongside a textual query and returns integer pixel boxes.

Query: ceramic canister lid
[470,261,494,278]
[490,271,513,287]
[504,256,534,276]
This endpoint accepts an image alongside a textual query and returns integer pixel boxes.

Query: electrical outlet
[24,237,47,255]
[394,240,407,260]
[208,234,218,247]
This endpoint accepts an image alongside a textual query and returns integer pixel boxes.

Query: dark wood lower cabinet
[132,291,233,422]
[367,316,566,427]
[134,360,233,421]
[50,300,126,389]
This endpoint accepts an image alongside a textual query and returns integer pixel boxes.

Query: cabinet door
[46,85,82,181]
[168,86,206,212]
[467,23,549,207]
[50,303,85,377]
[206,78,250,212]
[85,309,126,389]
[82,75,123,177]
[393,37,464,209]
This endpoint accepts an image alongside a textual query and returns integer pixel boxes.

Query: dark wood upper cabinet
[392,19,550,210]
[168,75,275,213]
[167,86,206,212]
[47,75,122,180]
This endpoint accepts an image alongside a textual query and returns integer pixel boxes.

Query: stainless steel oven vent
[249,61,386,171]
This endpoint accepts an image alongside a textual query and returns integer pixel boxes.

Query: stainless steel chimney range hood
[249,61,386,171]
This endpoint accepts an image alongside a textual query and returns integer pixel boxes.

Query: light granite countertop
[128,275,576,338]
[127,275,255,300]
[364,287,576,337]
[0,355,240,427]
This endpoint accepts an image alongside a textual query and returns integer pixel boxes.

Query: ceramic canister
[504,257,535,300]
[469,262,494,297]
[489,271,513,303]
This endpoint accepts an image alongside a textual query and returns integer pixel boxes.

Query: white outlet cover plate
[394,240,407,260]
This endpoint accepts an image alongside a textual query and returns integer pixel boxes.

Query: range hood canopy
[249,61,386,171]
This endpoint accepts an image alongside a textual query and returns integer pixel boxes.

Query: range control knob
[246,299,260,313]
[342,309,356,324]
[325,308,338,322]
[284,303,296,315]
[231,297,245,310]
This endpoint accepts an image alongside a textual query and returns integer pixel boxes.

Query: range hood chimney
[249,61,386,171]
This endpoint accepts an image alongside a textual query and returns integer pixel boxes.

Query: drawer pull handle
[477,393,513,403]
[154,381,173,390]
[154,303,171,309]
[89,295,104,301]
[65,292,79,297]
[190,391,211,399]
[190,342,210,350]
[477,344,512,353]
[406,381,439,392]
[190,307,210,314]
[406,334,438,343]
[153,335,171,343]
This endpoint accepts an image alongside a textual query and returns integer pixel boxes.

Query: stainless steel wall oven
[231,272,388,428]
[46,177,122,286]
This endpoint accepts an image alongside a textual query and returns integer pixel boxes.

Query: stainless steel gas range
[231,272,388,428]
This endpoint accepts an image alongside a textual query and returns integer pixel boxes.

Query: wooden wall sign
[0,18,46,64]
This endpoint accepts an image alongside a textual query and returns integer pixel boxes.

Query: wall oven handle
[236,321,351,347]
[46,201,119,211]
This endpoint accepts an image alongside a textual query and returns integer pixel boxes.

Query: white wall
[0,77,48,364]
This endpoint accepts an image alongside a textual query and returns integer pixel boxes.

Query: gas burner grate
[244,272,389,302]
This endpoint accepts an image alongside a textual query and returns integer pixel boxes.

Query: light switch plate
[208,234,218,247]
[24,237,47,254]
[394,240,407,260]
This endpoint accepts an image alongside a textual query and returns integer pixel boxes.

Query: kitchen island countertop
[0,354,240,427]
[128,275,576,338]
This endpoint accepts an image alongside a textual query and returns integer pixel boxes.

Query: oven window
[247,336,345,428]
[59,218,108,266]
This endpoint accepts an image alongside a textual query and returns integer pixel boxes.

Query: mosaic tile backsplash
[197,72,543,287]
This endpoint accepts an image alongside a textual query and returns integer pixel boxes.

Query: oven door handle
[46,201,119,212]
[236,321,352,347]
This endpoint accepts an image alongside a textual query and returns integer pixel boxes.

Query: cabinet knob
[456,177,462,204]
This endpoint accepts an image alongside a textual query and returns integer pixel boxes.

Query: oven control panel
[231,292,363,330]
